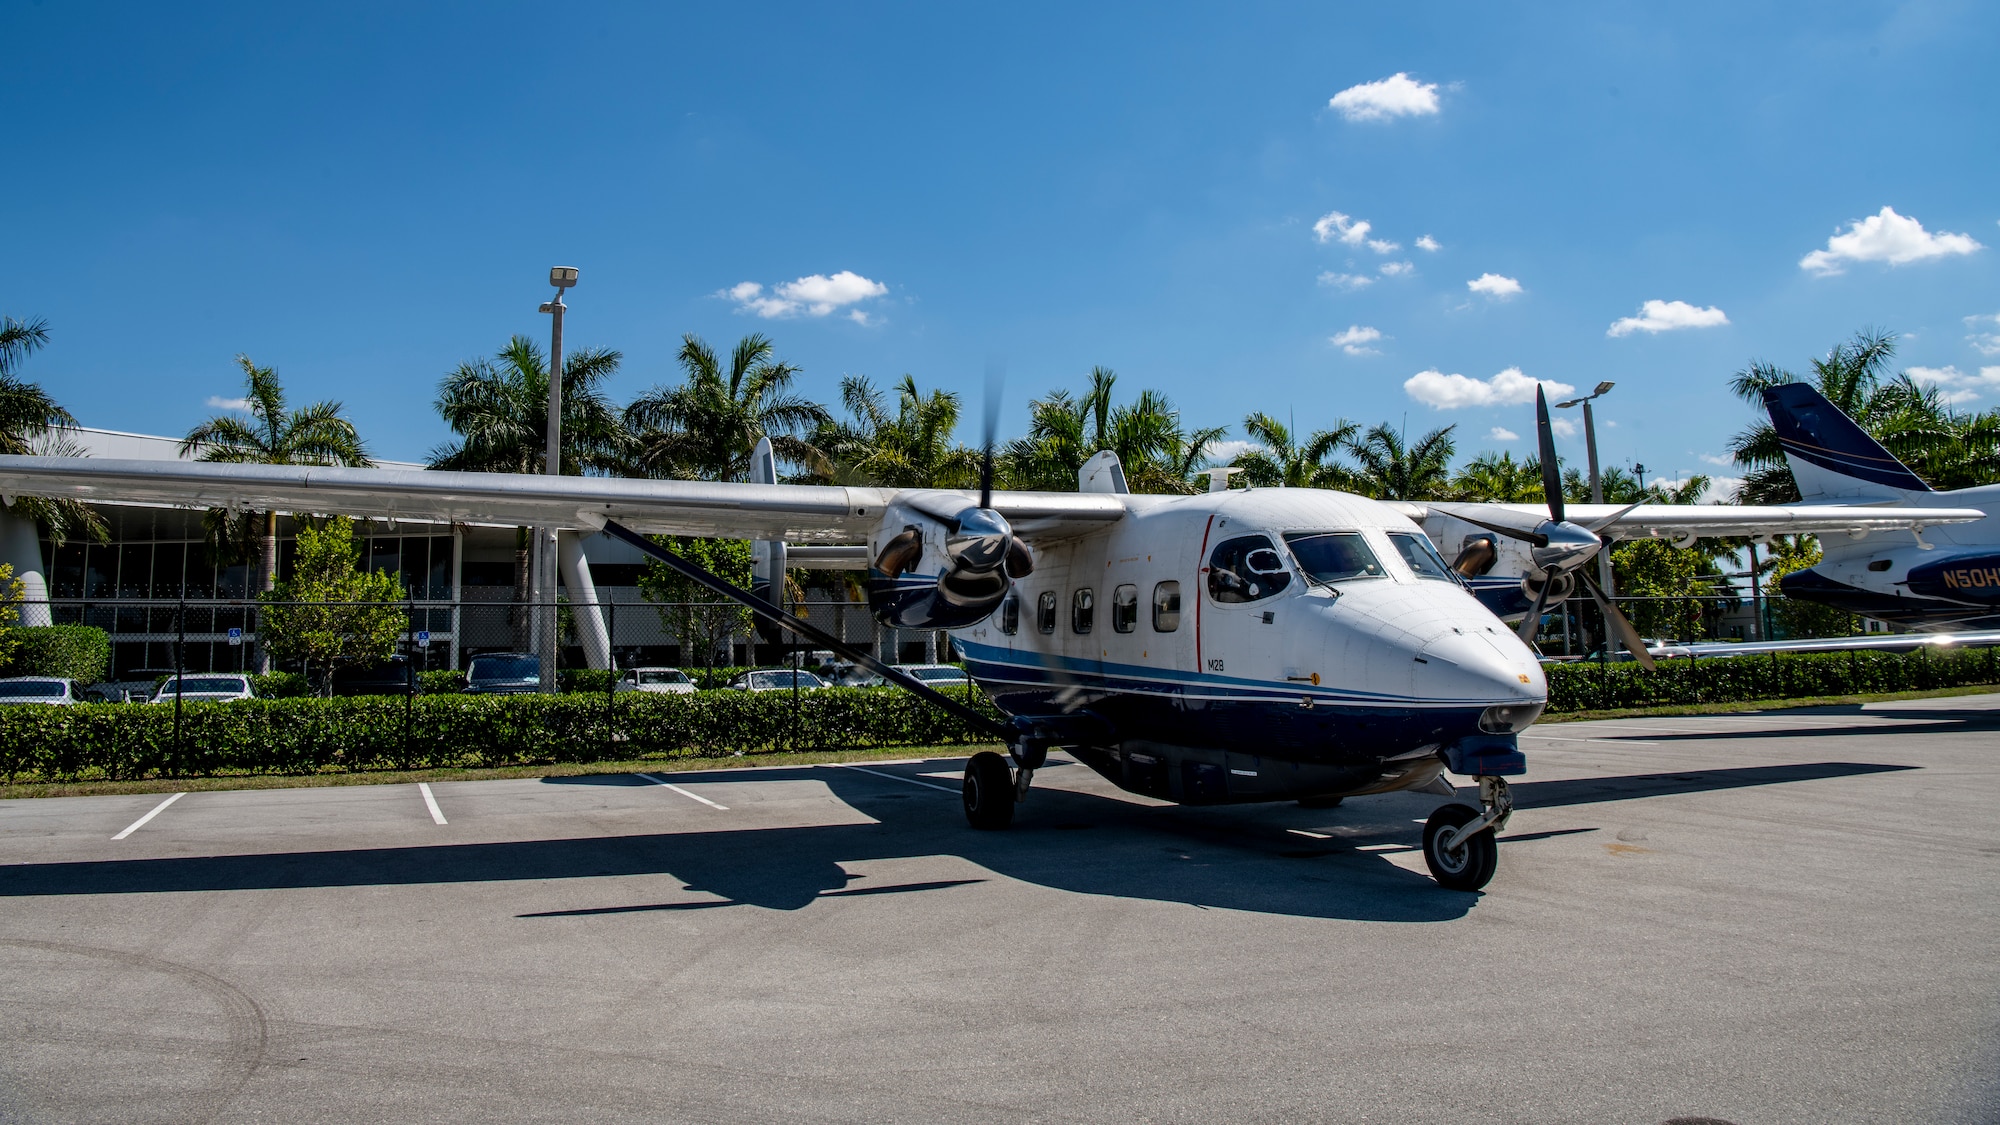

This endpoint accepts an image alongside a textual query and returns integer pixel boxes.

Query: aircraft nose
[1416,628,1546,703]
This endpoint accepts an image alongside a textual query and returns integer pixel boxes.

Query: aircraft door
[1198,526,1292,682]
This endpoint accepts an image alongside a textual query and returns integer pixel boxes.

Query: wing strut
[599,520,1016,743]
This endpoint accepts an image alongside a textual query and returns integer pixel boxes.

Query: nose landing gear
[1422,776,1512,891]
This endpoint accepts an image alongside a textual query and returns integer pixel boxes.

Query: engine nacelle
[866,494,1032,630]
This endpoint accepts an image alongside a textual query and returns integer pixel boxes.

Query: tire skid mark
[0,939,269,1124]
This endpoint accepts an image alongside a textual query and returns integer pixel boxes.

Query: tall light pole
[533,267,578,692]
[1554,381,1617,653]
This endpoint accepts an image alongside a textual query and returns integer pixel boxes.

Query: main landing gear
[963,737,1049,830]
[1422,776,1512,891]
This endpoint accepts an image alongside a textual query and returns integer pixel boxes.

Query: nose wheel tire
[1423,802,1498,891]
[963,751,1016,830]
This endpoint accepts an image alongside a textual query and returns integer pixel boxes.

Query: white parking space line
[417,783,448,825]
[637,774,729,810]
[112,793,185,840]
[828,763,958,794]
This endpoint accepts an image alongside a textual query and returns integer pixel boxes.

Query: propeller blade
[1580,573,1656,671]
[980,361,1003,511]
[1581,501,1643,535]
[1426,502,1552,548]
[1536,385,1564,525]
[1516,579,1552,645]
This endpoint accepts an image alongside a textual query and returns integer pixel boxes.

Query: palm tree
[623,333,827,481]
[429,336,627,631]
[1003,367,1222,493]
[1233,413,1359,489]
[182,355,373,593]
[0,316,104,544]
[1451,451,1546,503]
[811,374,982,488]
[1726,329,2000,501]
[1348,422,1458,500]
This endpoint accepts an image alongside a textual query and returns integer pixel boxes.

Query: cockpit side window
[1283,532,1384,585]
[1386,531,1456,582]
[1206,534,1292,604]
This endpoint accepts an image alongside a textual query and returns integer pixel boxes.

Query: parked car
[148,674,256,703]
[0,676,81,705]
[331,656,420,696]
[725,669,827,693]
[87,667,179,703]
[465,653,542,695]
[892,663,971,689]
[615,667,697,695]
[823,662,885,688]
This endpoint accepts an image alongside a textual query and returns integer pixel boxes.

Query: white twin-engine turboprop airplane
[0,388,1973,891]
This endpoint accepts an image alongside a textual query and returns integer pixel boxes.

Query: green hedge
[2,626,110,683]
[1545,646,2000,712]
[0,687,1004,784]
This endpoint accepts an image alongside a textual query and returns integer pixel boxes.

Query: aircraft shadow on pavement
[0,760,1914,924]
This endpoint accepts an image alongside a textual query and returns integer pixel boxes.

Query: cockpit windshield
[1282,532,1384,585]
[1386,531,1458,582]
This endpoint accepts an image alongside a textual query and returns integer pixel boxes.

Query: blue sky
[6,2,1996,492]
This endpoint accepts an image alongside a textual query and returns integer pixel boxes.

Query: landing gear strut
[1422,776,1511,891]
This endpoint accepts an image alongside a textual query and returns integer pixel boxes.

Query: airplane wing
[0,456,1129,544]
[1395,501,1985,543]
[1668,630,2000,658]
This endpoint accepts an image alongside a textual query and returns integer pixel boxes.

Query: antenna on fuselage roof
[1202,467,1243,493]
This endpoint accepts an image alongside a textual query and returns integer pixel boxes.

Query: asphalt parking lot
[2,696,1998,1125]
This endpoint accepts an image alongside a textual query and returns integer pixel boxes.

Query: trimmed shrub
[2,626,110,683]
[250,671,309,699]
[1544,646,2000,712]
[420,669,467,694]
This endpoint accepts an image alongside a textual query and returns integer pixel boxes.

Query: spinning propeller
[1430,386,1655,669]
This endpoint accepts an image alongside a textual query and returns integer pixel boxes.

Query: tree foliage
[1235,413,1359,489]
[1347,422,1458,500]
[260,517,408,694]
[1761,536,1859,639]
[429,336,627,475]
[636,536,754,668]
[811,374,982,488]
[624,333,827,481]
[1003,368,1221,494]
[0,316,105,543]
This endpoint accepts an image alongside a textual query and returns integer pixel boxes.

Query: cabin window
[998,594,1019,635]
[1386,531,1456,582]
[1207,535,1292,604]
[1282,531,1384,585]
[1072,588,1095,633]
[1036,591,1057,634]
[1111,585,1138,632]
[1152,581,1181,631]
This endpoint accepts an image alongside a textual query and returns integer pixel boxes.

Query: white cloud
[1204,438,1260,462]
[1403,367,1575,410]
[1798,206,1984,276]
[1606,299,1730,338]
[1415,235,1441,252]
[1704,477,1745,503]
[205,396,253,411]
[724,270,889,319]
[1366,238,1401,255]
[1906,364,2000,405]
[1378,260,1414,277]
[1317,271,1375,292]
[1550,417,1579,439]
[1329,72,1441,122]
[1487,427,1519,441]
[1466,273,1523,300]
[1312,210,1370,246]
[1966,312,2000,356]
[1330,325,1384,356]
[1699,453,1736,467]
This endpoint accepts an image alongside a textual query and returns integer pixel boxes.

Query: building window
[1036,591,1057,634]
[1072,588,1094,634]
[1112,585,1138,632]
[1152,581,1181,632]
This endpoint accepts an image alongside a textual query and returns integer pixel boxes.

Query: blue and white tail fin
[1762,383,1932,500]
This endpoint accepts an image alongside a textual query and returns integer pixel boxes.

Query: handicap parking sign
[416,630,431,648]
[227,627,243,647]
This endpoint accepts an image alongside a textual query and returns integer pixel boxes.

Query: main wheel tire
[963,751,1016,830]
[1296,795,1344,809]
[1423,802,1498,891]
